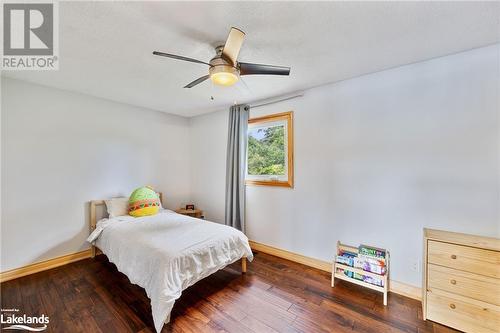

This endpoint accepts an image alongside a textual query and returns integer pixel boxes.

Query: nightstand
[175,209,203,218]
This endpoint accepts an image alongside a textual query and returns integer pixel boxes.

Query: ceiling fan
[153,27,290,88]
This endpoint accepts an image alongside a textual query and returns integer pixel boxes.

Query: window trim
[246,111,294,188]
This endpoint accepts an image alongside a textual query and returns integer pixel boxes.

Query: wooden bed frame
[89,192,247,273]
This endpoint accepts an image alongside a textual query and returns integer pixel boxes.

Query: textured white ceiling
[3,1,499,117]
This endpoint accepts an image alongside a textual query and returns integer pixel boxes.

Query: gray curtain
[225,104,250,232]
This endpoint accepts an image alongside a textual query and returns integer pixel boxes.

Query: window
[246,111,293,188]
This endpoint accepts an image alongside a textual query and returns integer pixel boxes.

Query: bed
[87,193,253,332]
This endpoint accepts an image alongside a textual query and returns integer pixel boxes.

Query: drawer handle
[449,303,456,309]
[450,279,457,285]
[450,254,457,259]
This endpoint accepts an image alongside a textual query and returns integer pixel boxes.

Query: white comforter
[87,210,253,332]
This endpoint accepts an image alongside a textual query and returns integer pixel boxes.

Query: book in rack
[332,241,390,305]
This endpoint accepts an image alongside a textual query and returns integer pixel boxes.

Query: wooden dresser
[422,228,500,333]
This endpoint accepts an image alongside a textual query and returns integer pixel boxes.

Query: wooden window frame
[246,111,294,188]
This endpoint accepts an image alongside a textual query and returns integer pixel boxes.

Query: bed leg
[241,257,247,274]
[91,246,96,258]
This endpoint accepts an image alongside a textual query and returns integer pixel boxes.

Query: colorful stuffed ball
[128,186,160,217]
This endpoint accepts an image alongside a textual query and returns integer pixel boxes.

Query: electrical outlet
[411,261,421,273]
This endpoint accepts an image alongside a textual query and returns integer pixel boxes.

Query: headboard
[89,192,163,232]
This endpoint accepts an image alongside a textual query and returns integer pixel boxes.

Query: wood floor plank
[320,299,408,333]
[0,251,460,333]
[289,302,357,333]
[190,297,254,333]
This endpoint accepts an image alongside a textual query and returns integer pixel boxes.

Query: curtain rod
[249,92,304,109]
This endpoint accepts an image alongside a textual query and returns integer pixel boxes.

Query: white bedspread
[87,210,253,332]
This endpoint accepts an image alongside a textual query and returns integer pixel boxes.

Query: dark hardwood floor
[0,252,459,333]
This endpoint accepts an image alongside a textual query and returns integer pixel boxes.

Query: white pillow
[104,197,129,218]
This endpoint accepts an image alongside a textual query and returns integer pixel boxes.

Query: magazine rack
[332,241,390,305]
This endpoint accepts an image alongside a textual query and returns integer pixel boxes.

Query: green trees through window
[246,111,293,187]
[247,125,286,175]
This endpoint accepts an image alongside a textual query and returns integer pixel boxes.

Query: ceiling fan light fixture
[209,65,239,86]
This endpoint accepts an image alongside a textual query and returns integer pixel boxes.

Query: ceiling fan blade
[153,51,211,66]
[239,62,290,76]
[222,27,245,65]
[184,75,210,88]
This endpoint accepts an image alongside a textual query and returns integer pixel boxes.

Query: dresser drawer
[428,264,500,305]
[427,240,500,278]
[427,291,500,333]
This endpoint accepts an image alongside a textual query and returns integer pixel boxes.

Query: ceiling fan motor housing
[210,47,238,68]
[209,48,240,86]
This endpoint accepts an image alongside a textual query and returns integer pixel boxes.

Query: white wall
[1,78,191,272]
[189,110,229,223]
[190,44,500,287]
